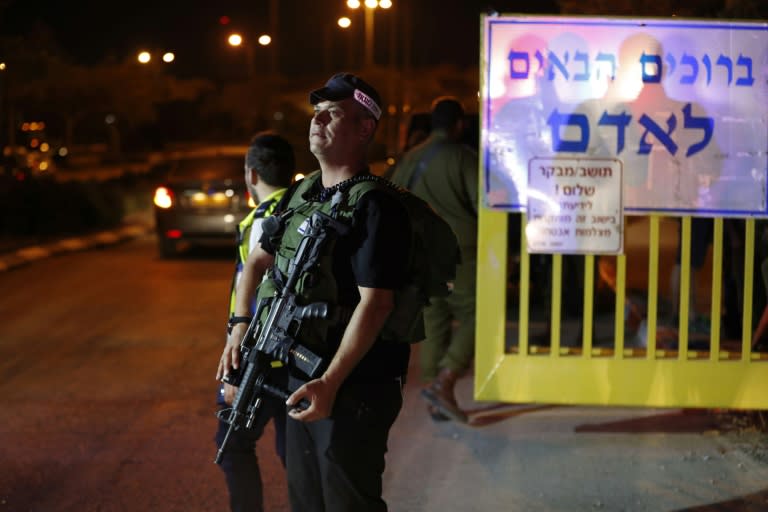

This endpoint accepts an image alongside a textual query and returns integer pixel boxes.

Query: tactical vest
[256,170,460,353]
[256,172,367,355]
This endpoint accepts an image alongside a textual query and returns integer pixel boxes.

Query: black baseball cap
[309,72,383,121]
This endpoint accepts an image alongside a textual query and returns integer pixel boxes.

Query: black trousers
[286,376,404,512]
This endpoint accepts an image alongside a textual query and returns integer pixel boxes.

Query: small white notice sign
[526,158,624,254]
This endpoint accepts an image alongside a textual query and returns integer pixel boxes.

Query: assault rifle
[215,192,350,465]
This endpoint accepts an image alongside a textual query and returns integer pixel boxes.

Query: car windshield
[170,157,243,182]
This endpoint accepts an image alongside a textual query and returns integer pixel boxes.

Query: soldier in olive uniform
[391,97,478,422]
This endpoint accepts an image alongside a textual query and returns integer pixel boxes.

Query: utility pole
[269,0,279,81]
[0,64,6,151]
[387,6,398,154]
[364,7,375,70]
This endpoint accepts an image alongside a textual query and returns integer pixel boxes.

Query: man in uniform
[217,73,411,512]
[391,96,478,423]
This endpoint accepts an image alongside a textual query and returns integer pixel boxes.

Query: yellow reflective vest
[228,188,286,316]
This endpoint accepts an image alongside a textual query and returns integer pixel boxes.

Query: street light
[137,51,151,64]
[227,32,272,79]
[137,50,175,65]
[324,17,355,72]
[346,0,392,70]
[334,17,355,69]
[227,33,243,47]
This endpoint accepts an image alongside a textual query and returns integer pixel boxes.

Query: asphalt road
[1,234,768,511]
[0,237,280,511]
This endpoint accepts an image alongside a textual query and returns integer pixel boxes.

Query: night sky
[0,0,559,79]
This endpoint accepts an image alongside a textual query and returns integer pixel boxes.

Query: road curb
[0,223,153,273]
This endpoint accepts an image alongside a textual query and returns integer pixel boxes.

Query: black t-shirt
[270,173,412,381]
[335,188,409,302]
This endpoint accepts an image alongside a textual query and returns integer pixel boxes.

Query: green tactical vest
[255,171,367,355]
[256,170,459,353]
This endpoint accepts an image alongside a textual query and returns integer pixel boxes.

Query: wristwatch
[227,316,252,334]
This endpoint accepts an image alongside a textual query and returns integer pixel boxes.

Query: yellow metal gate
[475,211,768,409]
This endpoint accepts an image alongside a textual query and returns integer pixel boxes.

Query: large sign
[482,16,768,217]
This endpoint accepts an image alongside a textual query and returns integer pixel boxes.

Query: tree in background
[1,25,212,155]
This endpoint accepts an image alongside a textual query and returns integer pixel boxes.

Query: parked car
[152,154,251,258]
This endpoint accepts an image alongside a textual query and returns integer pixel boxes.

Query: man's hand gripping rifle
[215,191,350,464]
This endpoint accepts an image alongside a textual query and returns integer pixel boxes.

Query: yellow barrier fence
[476,210,768,410]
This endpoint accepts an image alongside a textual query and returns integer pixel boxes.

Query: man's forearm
[234,247,273,317]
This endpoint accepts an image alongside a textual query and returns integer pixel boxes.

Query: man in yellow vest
[215,131,295,512]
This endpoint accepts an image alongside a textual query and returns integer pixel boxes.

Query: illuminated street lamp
[347,0,398,154]
[346,0,391,69]
[137,51,152,64]
[137,50,175,66]
[324,17,355,71]
[227,33,243,47]
[335,17,355,69]
[227,32,252,78]
[228,32,272,79]
[222,2,280,81]
[228,32,272,48]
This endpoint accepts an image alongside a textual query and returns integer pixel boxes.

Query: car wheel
[159,237,177,259]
